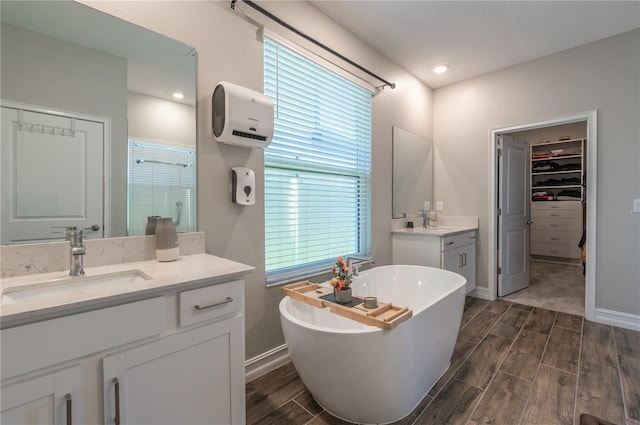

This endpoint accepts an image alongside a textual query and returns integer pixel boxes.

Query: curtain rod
[231,0,395,90]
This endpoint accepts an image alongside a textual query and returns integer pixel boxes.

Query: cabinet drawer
[531,230,582,245]
[531,208,582,219]
[179,280,243,327]
[530,217,582,232]
[1,297,165,379]
[530,201,582,210]
[531,242,581,259]
[441,230,477,251]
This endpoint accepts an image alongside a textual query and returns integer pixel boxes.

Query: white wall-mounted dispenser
[231,167,255,205]
[212,81,274,148]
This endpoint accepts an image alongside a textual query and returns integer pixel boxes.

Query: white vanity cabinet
[103,281,245,425]
[1,274,246,425]
[392,229,477,294]
[1,297,166,425]
[1,365,80,425]
[441,232,477,294]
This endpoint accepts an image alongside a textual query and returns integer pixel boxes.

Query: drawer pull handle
[65,393,72,425]
[469,235,477,239]
[551,205,560,208]
[113,378,120,425]
[446,241,455,246]
[550,224,560,227]
[551,249,559,254]
[550,212,560,216]
[551,236,560,241]
[195,297,234,311]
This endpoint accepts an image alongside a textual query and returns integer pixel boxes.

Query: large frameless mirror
[392,126,433,219]
[1,1,197,244]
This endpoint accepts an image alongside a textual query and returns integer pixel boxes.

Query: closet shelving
[530,137,586,262]
[530,138,585,202]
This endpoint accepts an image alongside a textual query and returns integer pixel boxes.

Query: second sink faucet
[66,227,86,276]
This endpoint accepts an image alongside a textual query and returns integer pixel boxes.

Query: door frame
[488,110,597,321]
[1,99,112,238]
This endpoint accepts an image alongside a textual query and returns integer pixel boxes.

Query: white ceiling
[308,1,640,88]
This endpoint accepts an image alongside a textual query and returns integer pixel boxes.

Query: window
[263,38,372,284]
[127,140,196,236]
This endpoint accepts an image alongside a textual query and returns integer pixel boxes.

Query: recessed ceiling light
[172,92,185,100]
[433,65,449,74]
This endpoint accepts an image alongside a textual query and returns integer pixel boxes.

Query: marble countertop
[391,225,477,237]
[0,253,254,328]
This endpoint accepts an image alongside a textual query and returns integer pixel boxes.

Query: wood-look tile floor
[246,298,640,425]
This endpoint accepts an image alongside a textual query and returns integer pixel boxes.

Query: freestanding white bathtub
[279,265,466,424]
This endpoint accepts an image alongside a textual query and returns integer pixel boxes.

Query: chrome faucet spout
[347,256,374,277]
[66,227,86,276]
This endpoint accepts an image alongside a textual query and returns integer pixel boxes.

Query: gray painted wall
[84,0,433,359]
[434,29,640,316]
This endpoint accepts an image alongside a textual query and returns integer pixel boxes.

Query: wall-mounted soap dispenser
[231,167,255,205]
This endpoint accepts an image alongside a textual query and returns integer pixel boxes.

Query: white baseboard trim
[469,286,491,300]
[594,308,640,332]
[245,344,290,383]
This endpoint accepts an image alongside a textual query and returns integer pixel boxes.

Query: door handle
[113,378,121,425]
[65,393,72,425]
[194,297,233,311]
[85,224,100,231]
[526,220,533,225]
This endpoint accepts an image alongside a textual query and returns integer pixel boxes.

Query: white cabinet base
[1,366,80,425]
[103,316,245,425]
[392,229,477,294]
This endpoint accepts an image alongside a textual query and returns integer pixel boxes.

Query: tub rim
[279,264,465,335]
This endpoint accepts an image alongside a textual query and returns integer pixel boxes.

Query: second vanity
[1,252,253,425]
[392,217,478,294]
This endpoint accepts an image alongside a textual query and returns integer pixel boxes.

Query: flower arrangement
[329,256,352,291]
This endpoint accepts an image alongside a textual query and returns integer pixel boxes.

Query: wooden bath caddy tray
[282,281,412,330]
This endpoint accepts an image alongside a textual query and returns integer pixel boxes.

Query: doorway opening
[488,111,597,321]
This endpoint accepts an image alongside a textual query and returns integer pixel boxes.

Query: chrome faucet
[422,210,439,229]
[347,256,374,277]
[65,227,86,276]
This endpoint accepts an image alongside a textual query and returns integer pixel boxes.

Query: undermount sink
[1,270,152,305]
[408,227,454,232]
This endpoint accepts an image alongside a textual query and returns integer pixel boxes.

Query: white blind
[264,37,372,284]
